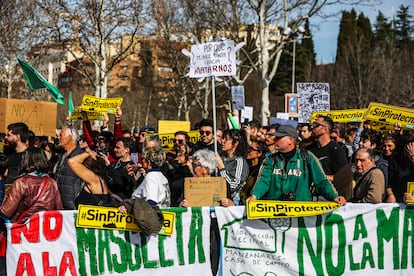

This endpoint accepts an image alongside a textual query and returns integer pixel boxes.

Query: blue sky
[312,0,413,64]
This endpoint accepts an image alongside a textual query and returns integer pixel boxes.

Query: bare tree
[36,0,155,99]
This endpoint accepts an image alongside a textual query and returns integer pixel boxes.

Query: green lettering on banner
[353,214,368,240]
[297,216,323,276]
[98,229,113,272]
[76,227,99,276]
[141,232,159,268]
[324,214,346,275]
[376,208,400,269]
[361,243,375,269]
[348,245,360,270]
[173,208,188,265]
[402,208,414,269]
[109,230,128,273]
[188,207,206,264]
[124,232,142,271]
[159,235,174,267]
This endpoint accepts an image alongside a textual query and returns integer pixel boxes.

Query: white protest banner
[5,208,211,276]
[215,204,414,276]
[189,40,236,78]
[297,82,330,123]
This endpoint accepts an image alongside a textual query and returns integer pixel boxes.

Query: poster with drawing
[297,82,330,123]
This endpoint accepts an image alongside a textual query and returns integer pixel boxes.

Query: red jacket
[0,174,63,223]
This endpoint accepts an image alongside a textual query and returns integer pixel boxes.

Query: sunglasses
[173,139,185,145]
[312,122,326,129]
[199,130,211,136]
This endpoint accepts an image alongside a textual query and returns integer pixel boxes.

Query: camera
[280,192,296,201]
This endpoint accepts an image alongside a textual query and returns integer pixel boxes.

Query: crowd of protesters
[1,109,414,227]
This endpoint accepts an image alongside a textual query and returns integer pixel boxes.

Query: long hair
[19,147,50,174]
[223,129,248,157]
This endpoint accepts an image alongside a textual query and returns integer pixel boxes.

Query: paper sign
[184,177,227,207]
[158,120,190,134]
[69,108,104,120]
[80,95,123,114]
[145,130,200,150]
[231,86,245,110]
[189,40,236,78]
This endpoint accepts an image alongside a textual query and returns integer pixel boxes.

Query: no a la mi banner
[246,200,340,219]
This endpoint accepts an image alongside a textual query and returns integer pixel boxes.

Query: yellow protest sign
[158,120,191,134]
[69,108,104,121]
[365,102,414,129]
[80,95,123,114]
[406,182,414,205]
[310,109,366,123]
[146,130,201,150]
[369,120,395,132]
[0,142,3,153]
[76,205,175,236]
[246,200,340,219]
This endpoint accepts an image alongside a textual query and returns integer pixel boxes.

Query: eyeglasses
[312,122,327,129]
[173,138,185,145]
[139,132,146,137]
[266,132,276,137]
[199,130,211,136]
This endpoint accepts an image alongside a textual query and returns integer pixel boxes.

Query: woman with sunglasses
[216,129,250,206]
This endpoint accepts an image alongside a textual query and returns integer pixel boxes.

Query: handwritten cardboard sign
[0,98,57,136]
[184,177,227,207]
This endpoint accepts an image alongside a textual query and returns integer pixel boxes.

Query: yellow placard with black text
[246,200,340,219]
[76,205,175,236]
[310,109,366,123]
[69,108,104,121]
[80,95,123,114]
[365,102,414,130]
[145,130,201,150]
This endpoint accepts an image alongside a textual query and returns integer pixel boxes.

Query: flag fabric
[16,56,65,105]
[68,91,74,115]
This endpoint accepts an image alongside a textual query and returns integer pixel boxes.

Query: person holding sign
[247,125,346,205]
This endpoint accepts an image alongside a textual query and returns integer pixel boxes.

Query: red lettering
[11,214,40,244]
[42,251,77,276]
[16,253,36,276]
[42,252,57,276]
[43,211,63,241]
[59,252,77,276]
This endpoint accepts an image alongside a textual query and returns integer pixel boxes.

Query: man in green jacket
[247,125,346,205]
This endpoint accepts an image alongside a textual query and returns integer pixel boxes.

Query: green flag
[16,56,65,105]
[68,91,74,115]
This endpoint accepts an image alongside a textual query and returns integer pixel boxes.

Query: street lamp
[287,26,305,94]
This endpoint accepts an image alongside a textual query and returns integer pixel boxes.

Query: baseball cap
[274,125,298,139]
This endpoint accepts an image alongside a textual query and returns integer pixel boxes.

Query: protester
[240,141,265,203]
[263,124,280,156]
[298,123,313,149]
[4,122,29,184]
[131,147,170,207]
[0,154,7,204]
[351,148,385,203]
[53,126,84,210]
[307,116,349,183]
[179,149,218,207]
[102,137,136,199]
[0,147,63,223]
[391,140,414,203]
[193,119,221,152]
[68,149,115,208]
[167,143,193,207]
[247,125,346,205]
[216,128,249,206]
